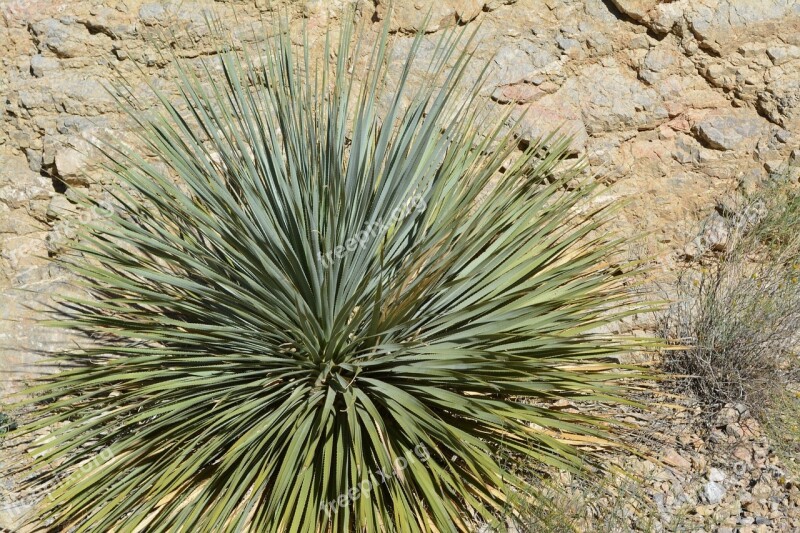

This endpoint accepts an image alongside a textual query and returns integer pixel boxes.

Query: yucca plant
[15,11,650,533]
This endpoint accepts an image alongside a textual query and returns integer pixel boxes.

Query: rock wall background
[1,0,799,392]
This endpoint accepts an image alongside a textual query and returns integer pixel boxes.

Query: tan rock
[734,446,753,463]
[45,195,75,221]
[375,0,486,33]
[609,0,658,22]
[693,111,766,151]
[514,96,588,153]
[54,146,88,186]
[53,135,98,187]
[491,83,546,104]
[663,448,692,471]
[753,482,773,499]
[0,168,50,211]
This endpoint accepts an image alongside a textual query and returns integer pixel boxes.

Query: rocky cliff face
[1,0,799,389]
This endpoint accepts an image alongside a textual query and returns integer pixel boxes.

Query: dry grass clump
[662,172,800,418]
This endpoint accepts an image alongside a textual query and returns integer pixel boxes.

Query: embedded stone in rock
[0,156,51,211]
[709,468,726,483]
[698,212,730,253]
[733,446,753,463]
[46,221,79,257]
[766,45,800,66]
[752,482,772,499]
[18,90,55,112]
[556,36,581,53]
[514,94,588,153]
[60,79,117,116]
[30,18,85,59]
[694,113,765,151]
[54,146,88,187]
[29,54,59,78]
[649,2,683,34]
[491,83,546,104]
[705,481,726,504]
[375,0,486,33]
[663,448,692,471]
[453,0,484,22]
[687,0,800,52]
[484,0,517,11]
[776,129,793,143]
[491,44,537,86]
[46,195,75,222]
[643,48,676,74]
[609,0,658,23]
[139,3,168,26]
[573,64,668,134]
